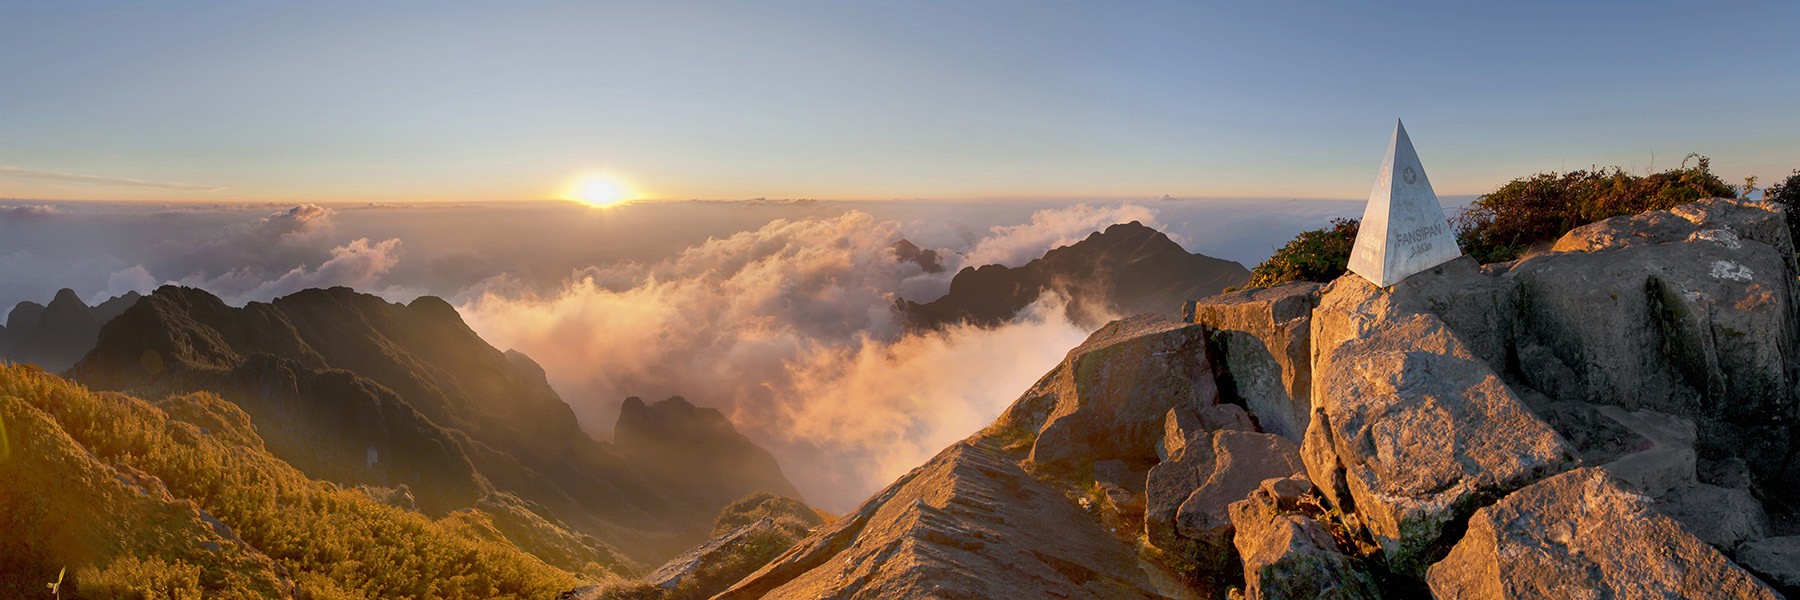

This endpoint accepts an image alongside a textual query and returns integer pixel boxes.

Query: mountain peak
[892,239,945,273]
[49,288,87,309]
[900,221,1247,329]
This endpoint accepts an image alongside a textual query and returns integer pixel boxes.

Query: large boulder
[1229,477,1379,600]
[1185,282,1320,442]
[1145,430,1305,573]
[1506,199,1800,485]
[714,441,1191,600]
[1305,276,1578,574]
[1425,468,1779,599]
[994,315,1219,475]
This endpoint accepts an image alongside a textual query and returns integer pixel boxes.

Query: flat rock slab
[1426,468,1779,599]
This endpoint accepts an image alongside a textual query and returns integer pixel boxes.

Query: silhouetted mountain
[617,396,799,512]
[0,288,140,371]
[898,221,1249,329]
[891,239,944,273]
[69,285,797,566]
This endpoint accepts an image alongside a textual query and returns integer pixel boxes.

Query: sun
[566,173,634,207]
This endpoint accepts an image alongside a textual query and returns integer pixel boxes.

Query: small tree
[1762,169,1800,246]
[1247,218,1360,287]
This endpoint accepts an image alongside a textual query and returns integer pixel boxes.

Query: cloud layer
[0,197,1363,509]
[457,211,1093,509]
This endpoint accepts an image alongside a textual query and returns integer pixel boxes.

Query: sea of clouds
[0,197,1363,509]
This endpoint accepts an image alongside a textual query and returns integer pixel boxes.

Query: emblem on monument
[1345,120,1463,287]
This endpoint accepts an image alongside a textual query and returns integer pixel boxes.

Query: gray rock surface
[1737,536,1800,590]
[1306,275,1577,574]
[1426,468,1778,599]
[1506,200,1800,485]
[1592,405,1697,497]
[1186,282,1320,442]
[1654,482,1769,552]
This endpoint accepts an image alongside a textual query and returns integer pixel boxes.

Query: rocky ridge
[707,198,1796,598]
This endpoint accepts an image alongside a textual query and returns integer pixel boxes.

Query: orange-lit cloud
[457,210,1103,509]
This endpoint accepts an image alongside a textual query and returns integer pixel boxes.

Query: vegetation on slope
[1245,217,1360,288]
[1453,154,1738,262]
[0,363,599,599]
[1763,169,1800,244]
[585,492,823,600]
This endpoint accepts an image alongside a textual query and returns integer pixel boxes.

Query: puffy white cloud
[457,212,1093,509]
[99,265,157,301]
[958,203,1160,269]
[180,237,405,303]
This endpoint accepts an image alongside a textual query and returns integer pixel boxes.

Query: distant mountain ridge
[0,288,140,371]
[68,285,797,566]
[898,221,1249,329]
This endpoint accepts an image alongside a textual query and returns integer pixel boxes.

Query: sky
[3,1,1797,203]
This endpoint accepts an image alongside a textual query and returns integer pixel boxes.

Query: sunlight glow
[566,173,634,207]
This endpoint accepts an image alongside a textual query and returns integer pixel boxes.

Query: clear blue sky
[2,1,1796,202]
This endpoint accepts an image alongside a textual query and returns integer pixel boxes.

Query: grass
[0,363,596,599]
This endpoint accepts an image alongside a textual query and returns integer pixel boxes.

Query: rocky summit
[691,198,1795,599]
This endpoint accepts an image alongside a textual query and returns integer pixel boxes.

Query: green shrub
[1763,169,1800,245]
[1246,218,1360,287]
[1453,154,1737,263]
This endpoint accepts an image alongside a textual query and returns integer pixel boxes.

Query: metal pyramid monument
[1347,119,1461,287]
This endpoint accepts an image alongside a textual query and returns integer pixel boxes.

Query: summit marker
[1347,120,1462,287]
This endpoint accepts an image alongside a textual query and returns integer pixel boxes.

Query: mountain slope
[898,221,1248,329]
[0,364,590,598]
[67,285,796,566]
